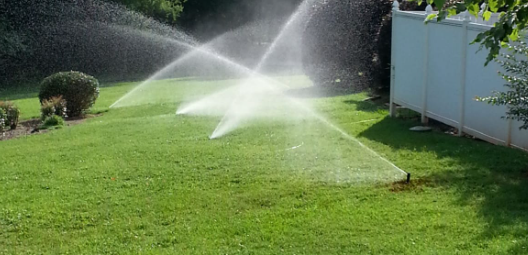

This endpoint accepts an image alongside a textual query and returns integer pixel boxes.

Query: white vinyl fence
[389,1,528,150]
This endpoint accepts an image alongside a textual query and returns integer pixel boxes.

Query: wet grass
[1,77,528,254]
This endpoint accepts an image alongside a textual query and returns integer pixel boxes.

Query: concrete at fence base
[410,126,432,132]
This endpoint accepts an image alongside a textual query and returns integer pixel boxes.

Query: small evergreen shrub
[41,96,67,121]
[39,71,99,117]
[0,101,20,129]
[41,115,65,129]
[478,43,528,129]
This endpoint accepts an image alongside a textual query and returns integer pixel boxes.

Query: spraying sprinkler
[406,172,411,184]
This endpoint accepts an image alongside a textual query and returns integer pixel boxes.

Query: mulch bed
[0,119,45,141]
[0,115,100,142]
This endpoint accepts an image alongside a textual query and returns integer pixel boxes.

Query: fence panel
[390,1,528,150]
[392,13,426,111]
[463,28,510,144]
[427,22,464,125]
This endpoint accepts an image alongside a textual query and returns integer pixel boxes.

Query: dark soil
[0,114,101,142]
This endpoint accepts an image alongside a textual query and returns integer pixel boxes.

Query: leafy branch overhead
[409,0,528,64]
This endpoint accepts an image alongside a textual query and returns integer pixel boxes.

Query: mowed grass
[1,76,528,254]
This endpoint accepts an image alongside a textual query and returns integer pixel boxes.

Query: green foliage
[40,96,67,121]
[39,71,100,117]
[303,0,423,91]
[41,115,65,129]
[413,0,528,64]
[0,101,20,129]
[0,17,29,68]
[477,42,528,129]
[106,0,186,25]
[179,0,303,40]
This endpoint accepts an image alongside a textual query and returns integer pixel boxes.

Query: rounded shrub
[39,71,99,117]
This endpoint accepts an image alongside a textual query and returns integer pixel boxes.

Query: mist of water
[3,0,198,82]
[25,0,406,181]
[171,0,314,139]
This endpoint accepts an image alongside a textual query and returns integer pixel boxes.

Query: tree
[0,17,31,84]
[106,0,186,25]
[476,43,528,129]
[0,0,189,86]
[178,0,303,40]
[413,0,527,64]
[301,0,425,91]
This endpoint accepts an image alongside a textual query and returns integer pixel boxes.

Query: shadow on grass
[343,99,382,112]
[359,117,528,253]
[285,86,362,99]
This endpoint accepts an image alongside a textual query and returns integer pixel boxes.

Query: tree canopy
[178,0,303,40]
[106,0,186,25]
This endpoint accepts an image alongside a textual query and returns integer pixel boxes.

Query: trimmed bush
[0,101,20,129]
[41,115,65,129]
[39,71,99,117]
[41,96,67,121]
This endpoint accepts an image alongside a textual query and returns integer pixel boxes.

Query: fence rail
[389,1,528,150]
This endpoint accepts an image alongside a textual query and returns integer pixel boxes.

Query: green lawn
[1,76,528,254]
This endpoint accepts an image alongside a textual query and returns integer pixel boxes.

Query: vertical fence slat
[458,11,470,137]
[390,0,399,117]
[421,5,433,124]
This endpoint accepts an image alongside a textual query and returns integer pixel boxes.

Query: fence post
[390,0,400,118]
[479,3,487,22]
[421,4,433,124]
[458,11,470,137]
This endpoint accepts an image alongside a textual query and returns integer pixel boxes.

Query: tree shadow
[359,117,528,253]
[342,99,383,112]
[284,86,361,99]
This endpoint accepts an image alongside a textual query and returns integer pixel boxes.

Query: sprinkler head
[406,173,411,184]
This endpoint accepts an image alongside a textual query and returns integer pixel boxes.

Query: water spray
[106,0,410,183]
[178,0,409,182]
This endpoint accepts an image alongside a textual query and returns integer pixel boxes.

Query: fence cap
[480,3,487,14]
[425,4,433,14]
[393,0,400,11]
[463,10,470,21]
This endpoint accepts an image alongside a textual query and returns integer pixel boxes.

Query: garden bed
[0,114,101,141]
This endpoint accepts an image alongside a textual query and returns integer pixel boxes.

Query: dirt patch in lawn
[388,178,435,193]
[0,114,101,141]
